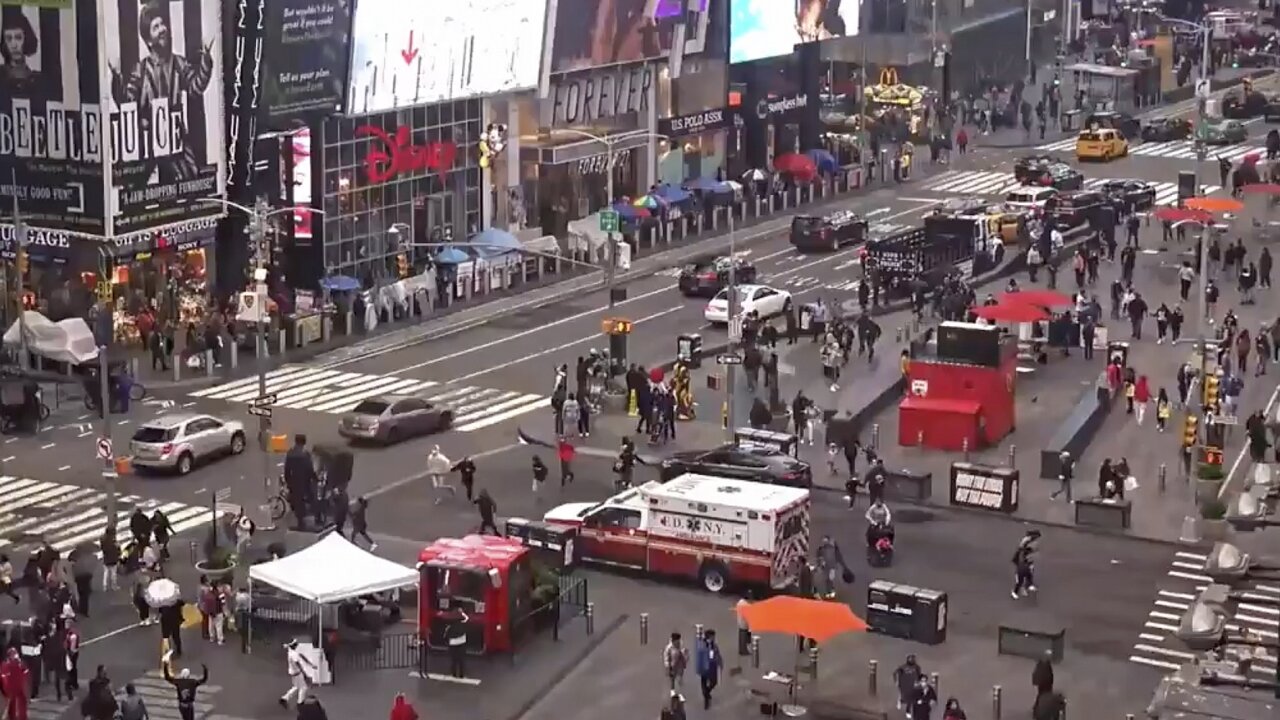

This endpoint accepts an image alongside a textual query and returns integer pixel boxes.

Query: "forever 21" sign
[658,107,735,138]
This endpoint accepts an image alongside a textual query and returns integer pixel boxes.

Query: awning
[248,533,417,604]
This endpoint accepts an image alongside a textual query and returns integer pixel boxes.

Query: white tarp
[2,312,99,364]
[567,215,609,256]
[522,235,561,256]
[248,533,417,604]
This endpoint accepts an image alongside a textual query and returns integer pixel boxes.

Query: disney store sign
[658,108,733,138]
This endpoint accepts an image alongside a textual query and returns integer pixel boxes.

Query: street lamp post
[551,128,669,308]
[199,197,325,529]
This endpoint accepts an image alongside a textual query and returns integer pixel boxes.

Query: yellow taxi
[1075,128,1128,161]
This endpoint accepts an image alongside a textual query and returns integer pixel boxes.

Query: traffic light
[1183,414,1198,448]
[1202,373,1219,406]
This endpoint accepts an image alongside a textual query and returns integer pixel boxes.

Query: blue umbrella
[682,177,722,193]
[319,275,360,292]
[434,246,470,264]
[655,184,692,203]
[470,227,520,258]
[806,148,838,173]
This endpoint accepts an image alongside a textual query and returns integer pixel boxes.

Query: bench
[1039,385,1111,479]
[998,616,1066,662]
[1074,497,1132,530]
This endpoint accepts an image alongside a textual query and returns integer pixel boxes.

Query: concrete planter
[1194,479,1224,505]
[194,560,237,582]
[1198,518,1232,543]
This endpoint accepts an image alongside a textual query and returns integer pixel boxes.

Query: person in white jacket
[426,446,456,504]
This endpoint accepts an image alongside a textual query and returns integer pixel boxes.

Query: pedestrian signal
[1182,415,1198,448]
[1202,374,1219,405]
[1203,446,1224,466]
[396,253,410,278]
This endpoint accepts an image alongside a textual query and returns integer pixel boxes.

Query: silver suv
[130,413,247,475]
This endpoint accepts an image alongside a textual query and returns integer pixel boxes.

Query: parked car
[789,210,869,252]
[1013,154,1059,184]
[339,395,454,444]
[659,444,812,487]
[1141,117,1193,142]
[703,284,793,324]
[1082,110,1141,140]
[1018,161,1084,191]
[1076,128,1129,161]
[1096,179,1157,213]
[130,413,247,475]
[677,255,757,297]
[1202,118,1249,145]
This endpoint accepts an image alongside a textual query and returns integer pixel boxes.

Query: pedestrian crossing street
[1130,550,1280,677]
[1036,137,1266,161]
[20,668,252,720]
[922,172,1221,206]
[0,475,219,558]
[190,366,546,433]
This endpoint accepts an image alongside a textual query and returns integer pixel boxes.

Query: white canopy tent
[249,532,417,603]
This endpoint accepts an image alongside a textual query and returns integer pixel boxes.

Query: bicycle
[267,475,289,522]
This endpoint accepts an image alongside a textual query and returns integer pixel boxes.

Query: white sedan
[703,284,793,325]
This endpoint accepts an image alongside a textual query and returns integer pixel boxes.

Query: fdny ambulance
[541,474,810,593]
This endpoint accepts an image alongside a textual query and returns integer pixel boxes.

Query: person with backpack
[118,683,150,720]
[163,665,208,720]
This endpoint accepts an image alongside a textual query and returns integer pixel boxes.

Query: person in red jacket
[1,647,30,720]
[557,437,576,486]
[1133,375,1152,426]
[389,693,418,720]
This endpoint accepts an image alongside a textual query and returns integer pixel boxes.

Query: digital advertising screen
[345,0,549,115]
[729,0,859,65]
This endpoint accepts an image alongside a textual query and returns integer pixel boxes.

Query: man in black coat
[283,435,316,530]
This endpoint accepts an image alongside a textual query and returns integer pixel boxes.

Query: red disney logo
[356,125,457,184]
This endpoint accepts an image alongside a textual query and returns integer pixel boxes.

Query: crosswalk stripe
[1130,550,1280,677]
[189,367,549,432]
[0,476,220,557]
[189,366,313,398]
[1035,138,1267,161]
[922,172,1222,207]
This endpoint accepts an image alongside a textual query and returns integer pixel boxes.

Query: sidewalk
[136,166,955,392]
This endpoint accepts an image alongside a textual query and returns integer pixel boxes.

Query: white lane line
[1129,655,1181,671]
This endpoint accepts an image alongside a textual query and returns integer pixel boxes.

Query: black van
[790,211,868,252]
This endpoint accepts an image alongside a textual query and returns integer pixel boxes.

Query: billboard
[550,0,685,73]
[729,0,859,65]
[261,0,352,122]
[345,0,549,115]
[103,0,226,237]
[0,0,108,237]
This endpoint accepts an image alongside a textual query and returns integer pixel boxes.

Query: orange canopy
[736,596,869,643]
[1185,197,1244,213]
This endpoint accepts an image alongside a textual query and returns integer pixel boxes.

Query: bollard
[129,357,139,378]
[230,341,238,370]
[807,646,819,680]
[962,437,971,462]
[917,430,924,448]
[172,361,180,383]
[992,686,1002,719]
[204,350,215,376]
[640,613,649,645]
[896,327,904,343]
[694,623,704,640]
[871,424,880,450]
[750,635,761,669]
[279,329,288,355]
[585,603,595,634]
[345,310,354,335]
[1008,444,1016,467]
[1159,464,1167,493]
[868,660,878,696]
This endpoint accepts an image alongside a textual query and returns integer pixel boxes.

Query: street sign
[247,405,273,418]
[599,209,620,233]
[96,437,112,460]
[1196,78,1211,100]
[716,353,743,365]
[254,393,278,406]
[728,316,743,343]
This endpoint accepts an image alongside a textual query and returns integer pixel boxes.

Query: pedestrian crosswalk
[0,475,219,557]
[921,172,1221,206]
[117,669,250,720]
[1035,137,1266,162]
[1129,550,1280,678]
[189,366,546,433]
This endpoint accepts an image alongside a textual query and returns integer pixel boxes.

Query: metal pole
[992,685,1002,719]
[251,202,274,532]
[10,176,28,369]
[868,660,878,695]
[605,139,617,309]
[99,348,117,522]
[1195,23,1211,421]
[1025,0,1033,68]
[725,211,737,439]
[640,613,649,645]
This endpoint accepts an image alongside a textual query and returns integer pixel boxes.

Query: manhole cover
[894,508,935,524]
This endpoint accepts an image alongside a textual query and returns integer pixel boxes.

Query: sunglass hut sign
[545,66,655,126]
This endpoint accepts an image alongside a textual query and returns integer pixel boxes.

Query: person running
[1011,530,1040,599]
[350,497,376,550]
[280,639,315,709]
[162,665,208,720]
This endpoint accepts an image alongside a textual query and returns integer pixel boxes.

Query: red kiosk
[418,535,532,655]
[899,321,1018,451]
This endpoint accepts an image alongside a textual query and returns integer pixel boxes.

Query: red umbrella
[774,153,817,176]
[1241,183,1280,196]
[649,368,665,383]
[1241,152,1262,166]
[972,302,1049,323]
[998,289,1072,307]
[1153,206,1212,224]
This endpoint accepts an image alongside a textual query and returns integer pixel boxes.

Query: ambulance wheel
[699,563,728,593]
